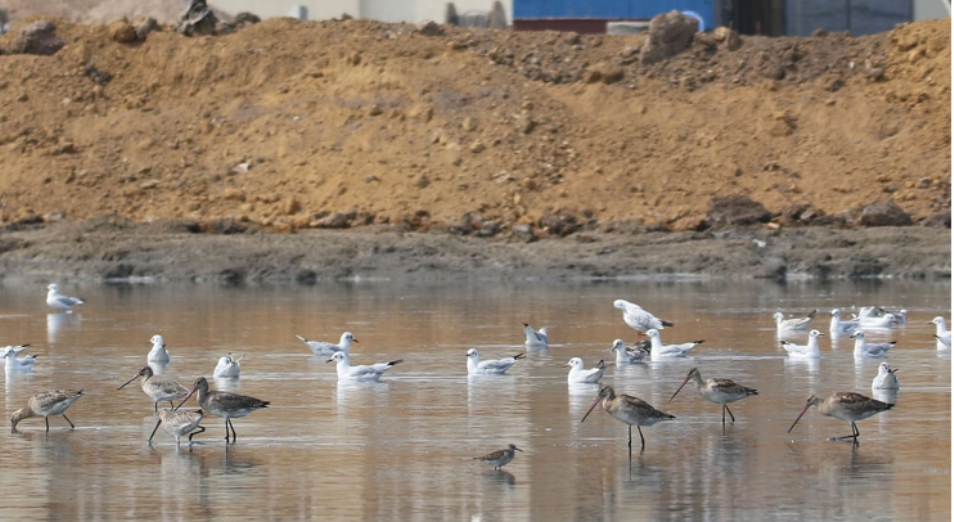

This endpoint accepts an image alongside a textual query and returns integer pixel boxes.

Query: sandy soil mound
[0,17,949,236]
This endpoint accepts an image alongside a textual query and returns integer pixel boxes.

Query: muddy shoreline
[0,219,948,284]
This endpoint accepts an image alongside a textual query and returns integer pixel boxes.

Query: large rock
[640,11,698,66]
[176,0,218,36]
[706,195,772,226]
[859,200,912,227]
[10,21,64,55]
[920,211,951,229]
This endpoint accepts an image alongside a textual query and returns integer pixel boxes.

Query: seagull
[523,323,549,348]
[608,339,648,364]
[859,313,900,329]
[2,345,36,372]
[613,299,673,341]
[46,284,84,313]
[871,362,899,390]
[851,331,895,359]
[829,309,860,335]
[327,351,402,382]
[931,317,951,349]
[883,309,907,325]
[213,353,242,378]
[474,444,522,470]
[148,335,170,363]
[466,349,524,375]
[773,310,816,333]
[780,329,824,359]
[295,332,356,356]
[645,329,703,359]
[564,358,609,384]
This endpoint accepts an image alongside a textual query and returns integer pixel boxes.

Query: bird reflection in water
[47,312,81,344]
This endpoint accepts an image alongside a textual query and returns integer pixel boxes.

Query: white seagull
[46,284,84,312]
[871,361,899,390]
[829,309,860,335]
[931,317,951,349]
[213,353,243,378]
[851,331,895,359]
[295,332,356,356]
[645,329,703,359]
[859,313,900,329]
[466,349,525,375]
[523,323,549,348]
[3,345,37,372]
[609,339,648,364]
[613,299,673,340]
[780,329,824,359]
[148,335,170,363]
[327,351,402,382]
[564,358,608,384]
[773,310,816,333]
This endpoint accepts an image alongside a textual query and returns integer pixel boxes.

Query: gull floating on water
[773,310,816,333]
[645,329,703,359]
[148,335,170,363]
[780,329,824,359]
[327,351,402,382]
[3,345,36,372]
[851,331,895,359]
[871,361,899,390]
[858,313,900,329]
[613,299,673,340]
[829,309,860,335]
[931,316,951,350]
[523,323,549,348]
[213,353,242,378]
[564,357,608,384]
[466,349,524,375]
[46,284,84,313]
[296,332,356,356]
[609,339,648,364]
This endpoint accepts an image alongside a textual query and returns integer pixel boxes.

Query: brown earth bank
[0,218,948,283]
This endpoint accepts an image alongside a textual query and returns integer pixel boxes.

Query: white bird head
[47,283,58,292]
[340,332,356,345]
[217,356,231,366]
[466,348,478,358]
[539,327,548,336]
[831,309,841,317]
[878,361,893,374]
[773,312,784,324]
[645,329,661,338]
[851,331,866,340]
[809,329,824,339]
[931,316,947,327]
[149,335,165,347]
[610,339,625,351]
[613,299,638,311]
[564,357,583,369]
[328,351,349,364]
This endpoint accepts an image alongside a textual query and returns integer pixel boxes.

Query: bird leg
[224,420,231,442]
[725,405,736,423]
[45,417,50,432]
[832,422,861,443]
[637,426,646,450]
[154,402,159,413]
[62,414,76,429]
[228,419,237,444]
[188,426,206,445]
[721,406,726,430]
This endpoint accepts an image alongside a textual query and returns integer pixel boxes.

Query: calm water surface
[0,280,949,521]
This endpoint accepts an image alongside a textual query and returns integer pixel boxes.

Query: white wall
[211,0,512,24]
[913,0,951,20]
[210,0,360,20]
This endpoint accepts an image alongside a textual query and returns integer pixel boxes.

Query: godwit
[46,284,85,312]
[327,351,403,381]
[118,366,190,412]
[931,317,951,349]
[613,299,673,341]
[295,331,356,356]
[148,408,206,447]
[581,385,675,453]
[609,339,648,364]
[645,329,703,359]
[780,329,824,359]
[564,358,608,384]
[3,345,37,372]
[474,444,522,470]
[669,368,758,429]
[871,362,899,390]
[788,392,893,443]
[213,353,242,378]
[829,309,860,335]
[773,310,816,334]
[10,389,84,432]
[148,335,170,363]
[466,349,525,375]
[175,376,268,443]
[851,331,895,359]
[523,323,549,348]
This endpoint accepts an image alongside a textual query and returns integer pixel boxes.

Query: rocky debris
[84,65,113,85]
[706,195,772,226]
[135,17,159,40]
[176,0,218,36]
[9,21,64,55]
[712,27,741,51]
[314,211,357,229]
[584,62,624,84]
[778,204,834,227]
[109,19,137,43]
[640,11,698,66]
[858,200,912,227]
[416,20,443,37]
[232,12,261,29]
[540,209,580,237]
[920,211,951,229]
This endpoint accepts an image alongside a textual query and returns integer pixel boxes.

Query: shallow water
[0,280,950,521]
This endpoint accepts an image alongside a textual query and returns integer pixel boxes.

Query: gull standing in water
[773,310,816,334]
[829,309,860,335]
[148,335,171,363]
[3,345,37,372]
[466,349,525,375]
[780,329,824,359]
[295,332,356,356]
[871,362,899,390]
[851,331,895,359]
[46,284,84,313]
[175,377,269,444]
[474,444,523,470]
[613,299,673,341]
[788,392,893,443]
[581,385,674,455]
[118,366,190,412]
[669,368,758,429]
[327,351,403,382]
[10,390,85,432]
[523,323,549,349]
[149,408,206,447]
[931,317,951,350]
[213,353,242,378]
[609,339,648,364]
[645,329,703,359]
[564,358,608,384]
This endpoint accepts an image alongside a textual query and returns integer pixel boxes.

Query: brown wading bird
[118,366,189,412]
[474,444,523,470]
[670,368,758,430]
[175,376,268,444]
[149,408,206,447]
[10,390,85,432]
[788,392,894,444]
[581,386,674,455]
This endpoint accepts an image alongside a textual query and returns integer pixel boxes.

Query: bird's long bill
[581,395,603,423]
[514,447,524,452]
[174,388,197,411]
[148,418,162,443]
[117,374,140,391]
[787,403,812,434]
[669,375,692,402]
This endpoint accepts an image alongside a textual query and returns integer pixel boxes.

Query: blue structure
[513,0,714,30]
